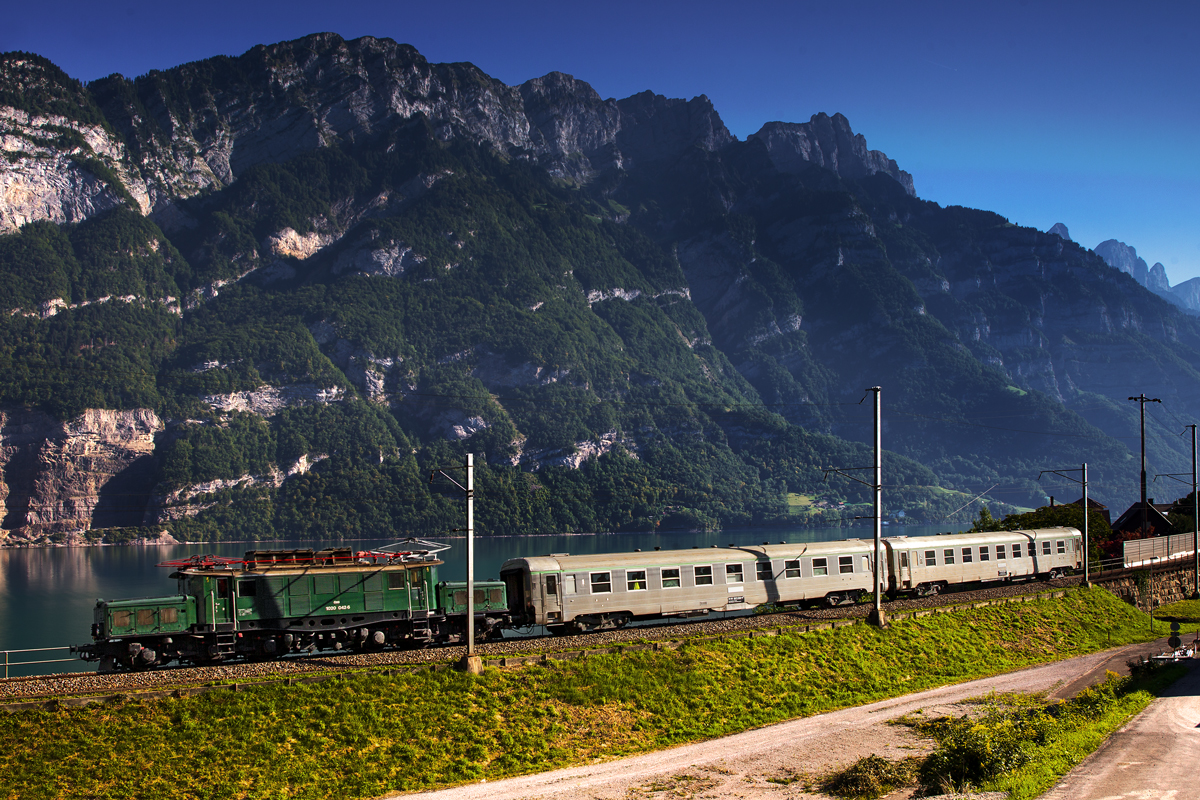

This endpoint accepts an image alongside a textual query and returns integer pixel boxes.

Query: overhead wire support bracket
[1037,464,1089,585]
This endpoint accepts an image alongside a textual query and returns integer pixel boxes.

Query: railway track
[0,575,1081,704]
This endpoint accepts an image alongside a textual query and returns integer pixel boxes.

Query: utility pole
[1153,423,1200,599]
[871,386,883,626]
[431,453,481,673]
[1038,464,1089,585]
[1129,394,1162,538]
[823,386,885,627]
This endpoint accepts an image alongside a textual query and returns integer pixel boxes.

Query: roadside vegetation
[0,587,1183,799]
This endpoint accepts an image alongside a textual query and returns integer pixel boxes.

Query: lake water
[0,523,962,676]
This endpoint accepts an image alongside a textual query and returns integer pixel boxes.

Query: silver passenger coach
[885,527,1081,596]
[500,539,883,633]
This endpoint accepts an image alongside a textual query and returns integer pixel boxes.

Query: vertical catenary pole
[466,452,475,657]
[870,386,882,622]
[1192,426,1199,598]
[1082,462,1089,586]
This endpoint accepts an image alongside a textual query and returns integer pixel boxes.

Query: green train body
[73,547,510,671]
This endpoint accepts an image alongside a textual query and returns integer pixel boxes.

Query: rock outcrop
[1048,222,1071,240]
[0,408,162,544]
[749,113,915,196]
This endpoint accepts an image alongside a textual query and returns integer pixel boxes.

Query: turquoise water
[0,523,961,676]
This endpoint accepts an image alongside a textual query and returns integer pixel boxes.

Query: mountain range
[1,33,1196,546]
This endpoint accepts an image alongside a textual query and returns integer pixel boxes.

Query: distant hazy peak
[1095,239,1150,285]
[1048,222,1071,241]
[748,112,915,196]
[1148,262,1170,293]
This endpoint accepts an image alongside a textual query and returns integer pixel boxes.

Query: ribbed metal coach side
[884,526,1082,596]
[500,539,884,631]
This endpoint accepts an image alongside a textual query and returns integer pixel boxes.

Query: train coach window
[160,608,178,625]
[839,556,854,574]
[900,552,909,568]
[925,550,937,566]
[136,609,156,627]
[962,548,973,563]
[784,560,801,579]
[112,610,132,629]
[662,568,681,589]
[1011,543,1021,558]
[546,575,558,595]
[726,563,744,583]
[943,549,955,565]
[564,575,577,594]
[812,558,828,576]
[627,570,647,591]
[1043,541,1052,556]
[979,548,990,562]
[997,545,1007,560]
[238,579,257,597]
[591,572,612,594]
[1057,540,1066,554]
[756,562,774,581]
[695,566,714,586]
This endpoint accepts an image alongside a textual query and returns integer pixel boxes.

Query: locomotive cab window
[695,566,714,586]
[662,568,681,589]
[961,548,973,563]
[216,579,229,598]
[591,572,612,594]
[943,549,955,565]
[812,557,828,576]
[388,571,407,590]
[925,550,937,566]
[839,556,854,574]
[979,547,990,562]
[238,579,257,597]
[627,570,647,591]
[784,560,801,579]
[726,563,744,584]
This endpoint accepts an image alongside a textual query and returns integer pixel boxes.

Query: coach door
[899,551,911,588]
[542,574,562,622]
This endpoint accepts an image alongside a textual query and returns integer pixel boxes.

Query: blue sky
[5,0,1198,281]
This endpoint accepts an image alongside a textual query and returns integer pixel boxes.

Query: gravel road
[395,636,1180,800]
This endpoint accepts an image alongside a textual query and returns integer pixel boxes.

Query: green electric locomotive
[72,540,509,671]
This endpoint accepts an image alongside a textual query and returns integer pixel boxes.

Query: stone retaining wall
[1091,561,1199,612]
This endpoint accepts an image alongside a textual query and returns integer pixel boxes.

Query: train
[73,527,1081,670]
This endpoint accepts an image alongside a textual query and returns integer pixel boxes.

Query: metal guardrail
[2,647,75,679]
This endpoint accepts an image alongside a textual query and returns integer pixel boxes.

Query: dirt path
[391,638,1176,800]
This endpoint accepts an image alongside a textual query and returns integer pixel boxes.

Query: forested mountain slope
[0,34,1192,545]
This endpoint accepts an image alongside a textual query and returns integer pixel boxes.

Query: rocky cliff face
[0,408,162,544]
[749,113,915,195]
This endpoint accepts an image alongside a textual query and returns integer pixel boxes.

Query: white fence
[1124,532,1200,569]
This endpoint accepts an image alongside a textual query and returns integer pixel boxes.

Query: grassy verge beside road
[0,587,1176,799]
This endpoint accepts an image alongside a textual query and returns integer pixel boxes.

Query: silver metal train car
[500,527,1081,632]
